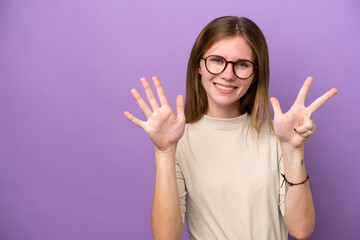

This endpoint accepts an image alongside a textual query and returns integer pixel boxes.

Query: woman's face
[199,36,255,118]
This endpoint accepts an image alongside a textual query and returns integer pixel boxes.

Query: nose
[220,62,236,81]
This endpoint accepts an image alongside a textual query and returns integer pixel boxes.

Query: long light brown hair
[185,16,273,133]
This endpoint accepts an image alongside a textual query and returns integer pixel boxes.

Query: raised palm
[270,77,338,149]
[124,76,186,151]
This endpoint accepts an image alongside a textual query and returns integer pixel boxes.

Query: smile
[214,83,237,91]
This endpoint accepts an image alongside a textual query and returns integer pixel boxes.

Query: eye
[209,56,225,64]
[235,60,251,68]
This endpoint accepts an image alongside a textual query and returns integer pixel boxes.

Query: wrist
[280,141,308,182]
[154,144,176,154]
[154,145,177,160]
[280,141,304,156]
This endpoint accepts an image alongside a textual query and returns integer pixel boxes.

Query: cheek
[200,77,212,93]
[200,77,207,89]
[246,76,255,87]
[201,72,216,89]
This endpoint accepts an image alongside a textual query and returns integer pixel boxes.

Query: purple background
[0,0,359,239]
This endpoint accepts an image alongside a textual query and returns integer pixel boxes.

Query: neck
[205,104,241,118]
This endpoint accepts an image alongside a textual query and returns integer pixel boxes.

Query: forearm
[281,143,315,240]
[151,146,183,240]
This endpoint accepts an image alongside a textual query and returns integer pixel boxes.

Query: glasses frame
[201,55,258,79]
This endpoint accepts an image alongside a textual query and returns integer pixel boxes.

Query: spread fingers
[131,88,152,118]
[140,77,159,111]
[152,76,169,106]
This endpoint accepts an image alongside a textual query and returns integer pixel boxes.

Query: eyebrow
[211,54,252,62]
[235,58,251,62]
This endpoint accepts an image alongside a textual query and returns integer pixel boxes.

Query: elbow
[290,231,313,240]
[285,208,315,240]
[150,217,183,240]
[288,221,315,240]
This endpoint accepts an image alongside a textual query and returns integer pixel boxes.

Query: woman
[124,16,337,240]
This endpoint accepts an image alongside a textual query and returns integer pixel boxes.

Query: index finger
[295,76,313,105]
[307,88,338,114]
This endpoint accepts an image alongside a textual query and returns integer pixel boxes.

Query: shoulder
[258,118,275,137]
[251,118,280,149]
[259,118,282,158]
[178,122,199,145]
[176,120,207,153]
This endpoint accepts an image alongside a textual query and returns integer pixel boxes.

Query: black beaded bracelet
[281,173,310,187]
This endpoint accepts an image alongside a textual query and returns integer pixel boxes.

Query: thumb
[270,97,282,116]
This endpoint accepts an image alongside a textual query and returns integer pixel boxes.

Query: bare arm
[151,146,183,240]
[281,144,315,240]
[124,76,185,239]
[270,76,338,239]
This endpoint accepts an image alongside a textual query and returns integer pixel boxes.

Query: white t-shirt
[175,113,288,240]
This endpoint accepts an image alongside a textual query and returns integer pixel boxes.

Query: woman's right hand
[124,76,186,152]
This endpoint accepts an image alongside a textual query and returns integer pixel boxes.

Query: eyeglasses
[201,55,258,79]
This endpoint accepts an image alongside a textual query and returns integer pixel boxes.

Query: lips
[215,84,236,90]
[212,83,238,94]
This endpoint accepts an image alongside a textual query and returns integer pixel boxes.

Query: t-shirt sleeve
[175,156,187,224]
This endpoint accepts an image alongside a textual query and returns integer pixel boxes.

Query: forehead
[204,36,254,61]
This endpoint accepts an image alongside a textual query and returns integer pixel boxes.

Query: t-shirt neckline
[200,113,250,130]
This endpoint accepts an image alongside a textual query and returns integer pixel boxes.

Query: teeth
[215,84,235,91]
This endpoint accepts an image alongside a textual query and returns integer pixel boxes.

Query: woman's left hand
[270,76,338,149]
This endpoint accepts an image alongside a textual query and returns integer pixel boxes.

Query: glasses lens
[234,60,254,79]
[206,56,255,79]
[206,56,226,74]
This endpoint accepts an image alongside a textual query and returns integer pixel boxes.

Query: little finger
[176,95,185,118]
